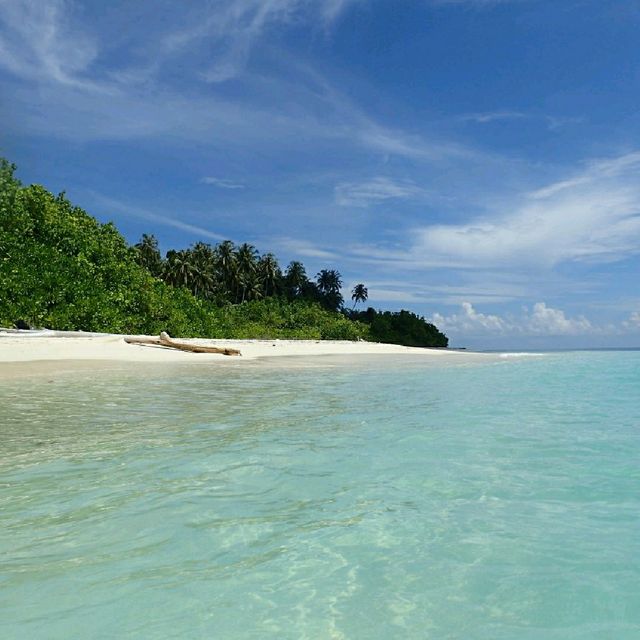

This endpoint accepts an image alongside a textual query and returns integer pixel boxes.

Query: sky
[1,0,640,348]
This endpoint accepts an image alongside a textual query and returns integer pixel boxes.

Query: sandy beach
[0,330,491,376]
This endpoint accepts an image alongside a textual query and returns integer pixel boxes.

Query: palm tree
[189,242,216,298]
[214,240,237,301]
[284,261,308,299]
[258,253,282,297]
[191,242,215,271]
[134,233,163,277]
[316,269,343,294]
[245,273,264,301]
[316,269,344,311]
[236,243,259,302]
[351,283,368,310]
[163,249,195,289]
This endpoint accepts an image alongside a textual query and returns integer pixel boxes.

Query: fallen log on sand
[124,332,241,356]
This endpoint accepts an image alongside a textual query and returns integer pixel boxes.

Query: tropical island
[0,158,447,348]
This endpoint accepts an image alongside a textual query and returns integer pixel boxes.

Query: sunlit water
[1,352,639,639]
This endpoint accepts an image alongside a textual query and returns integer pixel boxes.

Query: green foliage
[0,156,446,346]
[315,268,344,311]
[350,308,449,348]
[0,161,368,340]
[351,283,368,309]
[134,234,163,277]
[207,298,369,340]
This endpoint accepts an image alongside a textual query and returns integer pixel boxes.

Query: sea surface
[1,351,639,639]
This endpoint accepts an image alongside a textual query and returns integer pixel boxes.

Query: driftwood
[125,332,241,356]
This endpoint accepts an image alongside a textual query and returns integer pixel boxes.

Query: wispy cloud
[458,110,584,130]
[201,177,245,189]
[335,177,425,207]
[271,237,339,261]
[86,192,227,242]
[0,2,487,168]
[0,0,101,90]
[410,151,640,269]
[361,279,526,305]
[160,0,359,83]
[458,111,527,124]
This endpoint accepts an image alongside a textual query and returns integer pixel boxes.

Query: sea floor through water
[1,352,639,639]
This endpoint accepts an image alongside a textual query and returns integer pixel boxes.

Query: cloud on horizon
[430,301,596,337]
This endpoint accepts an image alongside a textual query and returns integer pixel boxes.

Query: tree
[0,155,449,345]
[188,242,217,299]
[258,253,282,297]
[316,269,344,311]
[236,243,259,303]
[134,234,164,277]
[163,249,195,289]
[214,240,237,301]
[284,261,308,299]
[351,283,368,310]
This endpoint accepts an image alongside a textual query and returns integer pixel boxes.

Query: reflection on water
[1,353,640,639]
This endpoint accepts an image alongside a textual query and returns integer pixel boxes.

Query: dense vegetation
[0,158,447,346]
[349,308,448,348]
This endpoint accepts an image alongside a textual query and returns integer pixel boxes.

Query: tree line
[0,157,447,347]
[134,234,353,312]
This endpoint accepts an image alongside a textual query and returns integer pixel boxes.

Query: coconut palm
[214,240,237,301]
[163,249,195,289]
[316,269,344,311]
[351,283,368,310]
[258,253,282,297]
[316,269,342,293]
[284,261,308,298]
[236,243,259,302]
[134,233,163,277]
[245,273,264,301]
[189,242,216,298]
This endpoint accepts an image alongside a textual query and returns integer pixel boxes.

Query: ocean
[1,351,639,639]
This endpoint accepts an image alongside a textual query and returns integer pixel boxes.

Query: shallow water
[1,352,639,639]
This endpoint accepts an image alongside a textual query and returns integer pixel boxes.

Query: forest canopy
[0,158,447,347]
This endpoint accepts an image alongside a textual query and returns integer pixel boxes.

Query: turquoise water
[1,352,639,639]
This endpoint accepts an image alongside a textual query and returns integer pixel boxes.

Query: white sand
[0,330,488,367]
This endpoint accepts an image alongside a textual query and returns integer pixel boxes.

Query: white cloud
[335,177,425,207]
[0,0,357,90]
[431,302,509,334]
[85,192,227,242]
[622,311,640,330]
[430,301,595,336]
[526,302,593,335]
[458,111,584,131]
[161,0,358,83]
[412,152,640,269]
[272,237,338,260]
[201,177,245,189]
[0,2,485,167]
[355,278,532,305]
[0,0,100,89]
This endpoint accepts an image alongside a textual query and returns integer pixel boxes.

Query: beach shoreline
[0,330,492,377]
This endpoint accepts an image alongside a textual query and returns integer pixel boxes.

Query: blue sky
[1,0,640,348]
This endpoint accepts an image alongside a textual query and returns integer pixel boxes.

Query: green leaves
[0,155,446,346]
